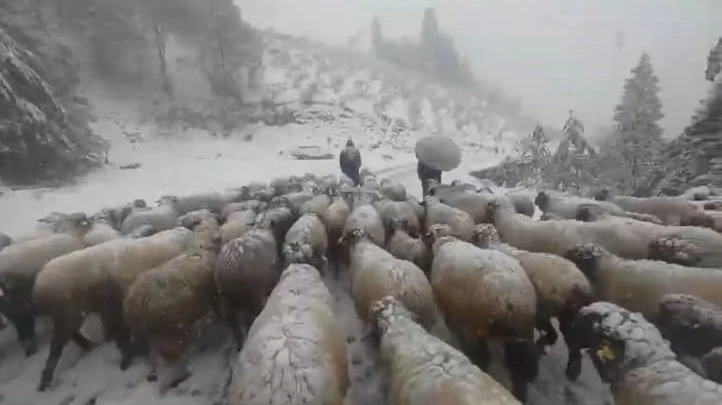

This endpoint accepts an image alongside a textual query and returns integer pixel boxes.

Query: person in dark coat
[339,139,362,186]
[417,159,442,197]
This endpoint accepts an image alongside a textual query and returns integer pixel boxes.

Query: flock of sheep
[1,167,722,405]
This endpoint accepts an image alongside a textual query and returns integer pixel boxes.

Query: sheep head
[471,223,500,248]
[423,223,454,251]
[565,243,605,281]
[157,195,180,207]
[648,236,701,267]
[132,199,147,208]
[533,191,550,211]
[571,301,676,386]
[128,224,156,239]
[282,242,314,265]
[338,228,367,247]
[575,205,596,222]
[56,212,92,236]
[388,218,409,235]
[369,296,420,337]
[486,200,506,221]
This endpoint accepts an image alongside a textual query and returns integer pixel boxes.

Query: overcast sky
[238,0,722,137]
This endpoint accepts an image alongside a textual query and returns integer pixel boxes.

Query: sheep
[429,186,500,224]
[282,212,329,272]
[318,173,339,191]
[535,191,662,224]
[0,232,11,251]
[127,224,156,239]
[702,348,722,383]
[421,196,475,241]
[655,294,722,360]
[270,176,302,195]
[168,190,241,215]
[214,224,281,350]
[342,200,386,248]
[0,216,91,356]
[299,190,332,216]
[374,197,421,238]
[280,190,318,213]
[13,212,92,242]
[220,209,257,244]
[83,210,122,246]
[565,243,722,323]
[379,178,407,201]
[569,301,722,405]
[33,226,196,391]
[324,192,350,255]
[341,229,438,334]
[255,206,298,252]
[406,194,425,224]
[425,224,539,401]
[490,200,722,262]
[228,263,348,405]
[221,200,267,220]
[604,193,711,226]
[105,199,147,230]
[471,223,594,380]
[369,296,521,405]
[121,196,180,234]
[174,209,220,230]
[386,218,432,275]
[123,216,222,391]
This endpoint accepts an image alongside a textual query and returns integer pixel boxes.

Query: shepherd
[417,160,442,197]
[339,139,362,186]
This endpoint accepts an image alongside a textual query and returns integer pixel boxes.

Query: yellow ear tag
[596,344,615,362]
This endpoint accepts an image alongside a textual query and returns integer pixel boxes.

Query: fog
[239,0,722,137]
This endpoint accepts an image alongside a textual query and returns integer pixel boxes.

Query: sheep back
[34,228,194,319]
[567,243,722,321]
[611,195,701,226]
[386,226,431,274]
[343,205,385,247]
[324,196,350,244]
[83,222,121,246]
[375,199,421,237]
[123,249,217,344]
[424,199,475,241]
[229,264,348,405]
[431,239,536,340]
[214,228,280,310]
[121,204,179,234]
[350,240,436,329]
[656,293,722,358]
[379,180,407,201]
[370,297,521,405]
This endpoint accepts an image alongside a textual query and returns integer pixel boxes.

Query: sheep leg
[534,318,558,353]
[559,309,583,381]
[219,299,245,351]
[38,319,72,391]
[5,312,38,357]
[147,350,159,382]
[504,339,539,403]
[160,354,191,394]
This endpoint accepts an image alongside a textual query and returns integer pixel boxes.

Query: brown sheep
[386,218,432,275]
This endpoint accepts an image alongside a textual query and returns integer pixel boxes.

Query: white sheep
[341,229,438,334]
[535,191,662,223]
[282,212,329,271]
[471,223,594,381]
[342,201,386,249]
[379,178,407,201]
[426,224,539,401]
[570,301,722,405]
[124,216,222,392]
[606,194,713,227]
[83,210,122,246]
[375,197,421,238]
[121,196,180,234]
[565,243,722,322]
[214,225,281,350]
[0,216,91,356]
[386,218,432,275]
[220,209,256,244]
[32,227,196,391]
[369,296,521,405]
[228,263,349,405]
[422,196,475,241]
[655,293,722,360]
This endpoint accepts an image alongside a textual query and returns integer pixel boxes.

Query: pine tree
[512,125,551,187]
[706,37,721,82]
[550,112,595,191]
[608,53,664,193]
[684,80,722,182]
[371,16,383,56]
